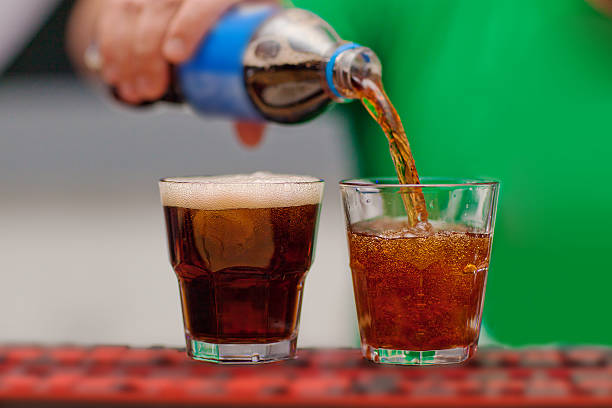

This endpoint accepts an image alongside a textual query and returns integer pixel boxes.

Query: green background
[294,0,612,346]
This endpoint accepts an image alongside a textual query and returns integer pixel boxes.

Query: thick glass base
[362,342,477,365]
[186,336,297,364]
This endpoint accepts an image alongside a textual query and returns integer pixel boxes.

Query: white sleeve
[0,0,61,72]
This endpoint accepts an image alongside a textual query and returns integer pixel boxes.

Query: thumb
[234,121,266,148]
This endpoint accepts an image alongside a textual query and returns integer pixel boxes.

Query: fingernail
[163,38,185,60]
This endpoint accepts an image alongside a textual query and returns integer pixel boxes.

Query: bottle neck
[326,44,382,101]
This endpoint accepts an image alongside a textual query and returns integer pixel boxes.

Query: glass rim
[159,175,325,186]
[339,176,499,188]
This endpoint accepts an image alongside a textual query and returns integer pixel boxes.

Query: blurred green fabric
[294,0,612,346]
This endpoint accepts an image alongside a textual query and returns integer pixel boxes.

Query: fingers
[99,0,148,103]
[132,0,182,100]
[98,0,139,88]
[97,0,279,104]
[163,0,242,63]
[134,0,181,57]
[234,122,266,148]
[98,0,181,104]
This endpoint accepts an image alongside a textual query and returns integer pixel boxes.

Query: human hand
[97,0,244,104]
[95,0,272,146]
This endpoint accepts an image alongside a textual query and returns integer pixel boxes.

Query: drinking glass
[160,175,324,363]
[341,177,499,365]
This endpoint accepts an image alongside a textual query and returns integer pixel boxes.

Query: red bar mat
[0,346,610,407]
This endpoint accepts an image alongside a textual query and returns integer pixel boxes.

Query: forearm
[588,0,612,17]
[66,0,104,74]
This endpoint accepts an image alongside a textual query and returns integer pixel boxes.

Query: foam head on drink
[160,173,323,345]
[160,172,323,210]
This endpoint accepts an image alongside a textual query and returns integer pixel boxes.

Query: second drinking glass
[341,178,499,365]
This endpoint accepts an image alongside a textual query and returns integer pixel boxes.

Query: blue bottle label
[178,5,278,121]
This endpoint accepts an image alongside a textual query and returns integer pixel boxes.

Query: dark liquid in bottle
[244,61,333,124]
[164,204,319,344]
